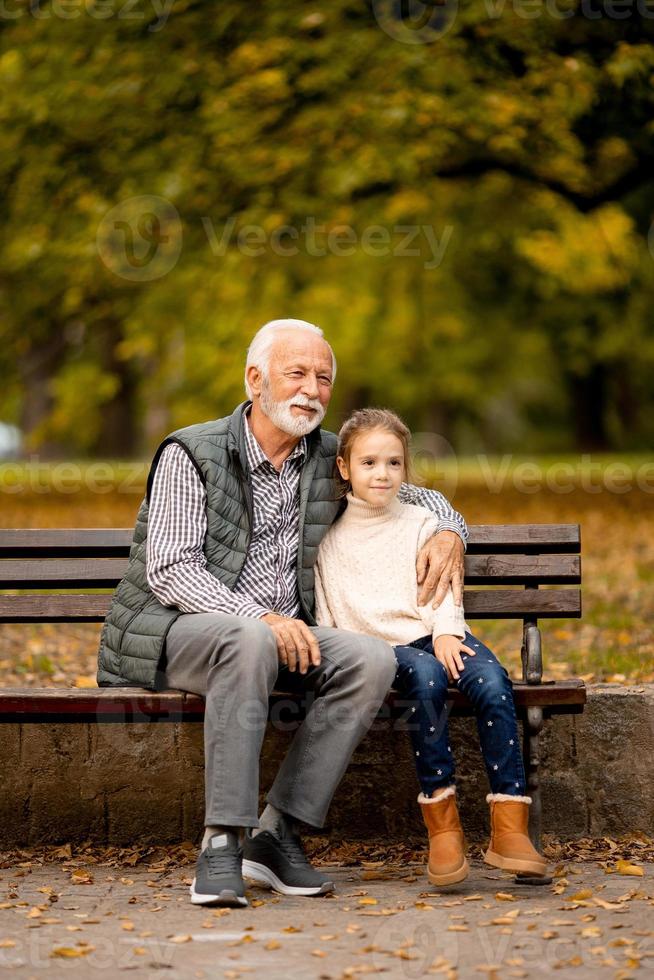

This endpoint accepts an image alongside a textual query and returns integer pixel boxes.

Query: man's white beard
[259,379,326,437]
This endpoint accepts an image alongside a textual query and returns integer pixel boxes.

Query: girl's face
[337,428,406,506]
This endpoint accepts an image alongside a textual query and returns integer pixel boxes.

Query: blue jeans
[393,632,526,797]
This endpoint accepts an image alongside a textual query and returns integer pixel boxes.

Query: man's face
[250,330,334,437]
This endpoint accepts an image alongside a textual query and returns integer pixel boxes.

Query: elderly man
[98,318,467,908]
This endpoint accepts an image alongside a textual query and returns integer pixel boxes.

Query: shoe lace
[206,845,242,875]
[275,833,311,867]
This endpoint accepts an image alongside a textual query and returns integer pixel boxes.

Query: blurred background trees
[1,1,653,457]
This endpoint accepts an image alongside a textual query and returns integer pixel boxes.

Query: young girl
[314,408,547,885]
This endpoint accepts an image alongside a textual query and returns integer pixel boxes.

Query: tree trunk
[97,323,139,457]
[566,363,611,451]
[18,339,67,459]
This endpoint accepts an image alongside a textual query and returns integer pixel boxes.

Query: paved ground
[1,858,652,979]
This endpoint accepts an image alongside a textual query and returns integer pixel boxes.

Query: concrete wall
[1,684,653,847]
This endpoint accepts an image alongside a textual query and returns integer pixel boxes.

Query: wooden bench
[0,525,585,859]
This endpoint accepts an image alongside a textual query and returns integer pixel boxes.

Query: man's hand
[417,530,465,608]
[433,634,476,682]
[261,613,321,674]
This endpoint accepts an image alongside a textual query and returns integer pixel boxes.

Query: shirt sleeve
[397,482,468,550]
[146,443,271,618]
[313,555,336,628]
[415,516,467,640]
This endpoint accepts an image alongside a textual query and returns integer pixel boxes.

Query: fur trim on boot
[486,793,532,804]
[418,786,456,805]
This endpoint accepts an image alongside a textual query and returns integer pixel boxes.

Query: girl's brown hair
[335,407,413,498]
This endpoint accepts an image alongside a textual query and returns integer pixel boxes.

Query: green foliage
[1,2,653,454]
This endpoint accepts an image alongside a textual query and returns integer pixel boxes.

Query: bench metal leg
[515,705,552,885]
[524,705,544,847]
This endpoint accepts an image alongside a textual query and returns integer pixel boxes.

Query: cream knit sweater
[314,492,468,646]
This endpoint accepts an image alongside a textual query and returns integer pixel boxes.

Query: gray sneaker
[242,827,335,896]
[190,831,247,907]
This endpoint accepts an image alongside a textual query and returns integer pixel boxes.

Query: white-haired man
[98,318,467,907]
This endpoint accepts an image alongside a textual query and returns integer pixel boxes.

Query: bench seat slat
[0,681,587,723]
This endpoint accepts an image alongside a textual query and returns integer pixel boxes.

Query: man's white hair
[244,318,337,399]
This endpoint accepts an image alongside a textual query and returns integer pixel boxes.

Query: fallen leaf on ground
[70,870,93,885]
[593,897,624,910]
[569,889,594,901]
[613,860,644,877]
[51,945,95,957]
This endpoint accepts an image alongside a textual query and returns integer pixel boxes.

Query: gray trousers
[164,613,397,829]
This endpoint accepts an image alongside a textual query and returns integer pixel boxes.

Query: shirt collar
[243,407,306,472]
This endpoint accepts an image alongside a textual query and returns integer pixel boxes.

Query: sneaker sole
[242,859,334,896]
[189,877,248,907]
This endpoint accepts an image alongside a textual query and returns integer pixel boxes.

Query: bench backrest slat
[0,553,580,588]
[0,524,581,556]
[0,525,581,623]
[466,524,580,552]
[0,529,134,557]
[0,588,581,623]
[0,558,130,587]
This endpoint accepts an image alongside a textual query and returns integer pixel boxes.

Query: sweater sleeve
[416,517,467,640]
[397,482,468,550]
[313,554,336,628]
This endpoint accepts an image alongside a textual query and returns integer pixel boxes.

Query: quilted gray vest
[97,401,340,690]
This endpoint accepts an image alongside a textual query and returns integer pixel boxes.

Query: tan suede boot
[418,787,469,886]
[483,794,547,876]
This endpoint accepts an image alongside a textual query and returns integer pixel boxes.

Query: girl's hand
[433,635,476,682]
